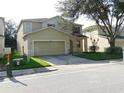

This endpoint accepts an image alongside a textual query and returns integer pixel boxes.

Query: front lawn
[3,52,51,70]
[74,52,122,61]
[12,57,51,70]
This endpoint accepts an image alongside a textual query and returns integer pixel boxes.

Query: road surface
[0,63,124,93]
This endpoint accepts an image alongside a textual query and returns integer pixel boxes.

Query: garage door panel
[50,41,65,55]
[34,41,65,56]
[34,41,50,56]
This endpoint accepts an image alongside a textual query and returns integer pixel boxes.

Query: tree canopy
[57,0,124,51]
[5,20,17,50]
[84,25,100,32]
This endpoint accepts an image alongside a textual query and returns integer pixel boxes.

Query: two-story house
[17,16,88,56]
[0,18,5,58]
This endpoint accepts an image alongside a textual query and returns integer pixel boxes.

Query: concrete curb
[0,71,6,77]
[0,67,58,77]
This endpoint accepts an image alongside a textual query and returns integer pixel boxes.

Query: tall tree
[5,20,17,50]
[57,0,124,52]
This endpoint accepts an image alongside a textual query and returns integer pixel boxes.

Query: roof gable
[23,27,73,38]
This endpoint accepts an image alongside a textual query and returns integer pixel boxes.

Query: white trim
[32,40,67,56]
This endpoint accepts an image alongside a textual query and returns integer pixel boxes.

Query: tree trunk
[110,39,115,48]
[109,38,116,53]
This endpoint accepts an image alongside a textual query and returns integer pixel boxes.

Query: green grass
[3,52,22,64]
[12,57,51,70]
[3,52,51,70]
[74,52,122,61]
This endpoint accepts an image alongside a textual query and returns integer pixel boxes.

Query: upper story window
[73,26,81,34]
[47,24,55,27]
[25,22,32,32]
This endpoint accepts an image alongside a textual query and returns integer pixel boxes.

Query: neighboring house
[17,16,88,56]
[115,36,124,48]
[83,25,110,52]
[83,25,124,52]
[0,18,5,58]
[115,30,124,48]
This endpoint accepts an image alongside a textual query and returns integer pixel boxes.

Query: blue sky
[0,0,95,28]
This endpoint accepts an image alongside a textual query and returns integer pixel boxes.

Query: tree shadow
[0,59,6,71]
[9,77,27,86]
[0,77,5,82]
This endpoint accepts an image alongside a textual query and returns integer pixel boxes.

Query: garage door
[34,41,65,56]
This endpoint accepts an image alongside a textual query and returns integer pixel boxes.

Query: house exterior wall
[0,37,4,57]
[87,37,109,52]
[115,39,124,48]
[42,17,59,29]
[85,30,110,52]
[0,18,4,58]
[97,36,109,52]
[32,22,42,32]
[26,28,72,56]
[17,24,23,53]
[21,16,82,35]
[22,17,60,35]
[23,22,42,34]
[17,24,28,55]
[0,18,4,36]
[71,38,78,52]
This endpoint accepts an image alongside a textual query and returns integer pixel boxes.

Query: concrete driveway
[40,55,110,66]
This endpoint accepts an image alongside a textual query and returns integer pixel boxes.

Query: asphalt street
[0,63,124,93]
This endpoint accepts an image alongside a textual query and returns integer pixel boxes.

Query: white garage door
[34,41,65,56]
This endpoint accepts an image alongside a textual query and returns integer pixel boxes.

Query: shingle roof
[22,18,48,22]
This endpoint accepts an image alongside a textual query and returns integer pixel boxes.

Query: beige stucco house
[83,25,124,52]
[17,16,88,56]
[0,17,5,58]
[83,29,109,52]
[115,31,124,48]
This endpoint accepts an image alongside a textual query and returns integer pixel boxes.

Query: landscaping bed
[74,52,122,61]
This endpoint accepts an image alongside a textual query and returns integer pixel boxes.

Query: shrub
[89,46,99,53]
[105,47,122,53]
